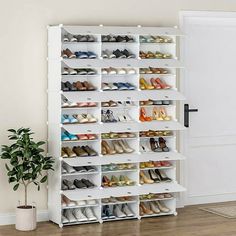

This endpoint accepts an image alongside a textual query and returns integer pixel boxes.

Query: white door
[180,11,236,205]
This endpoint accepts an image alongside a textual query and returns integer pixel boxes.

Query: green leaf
[8,129,16,133]
[5,164,10,171]
[9,177,16,183]
[40,176,47,183]
[13,183,19,191]
[37,141,45,146]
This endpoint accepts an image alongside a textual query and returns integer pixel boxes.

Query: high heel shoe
[111,175,123,186]
[140,78,154,90]
[150,138,162,152]
[159,107,171,121]
[102,176,111,187]
[155,169,172,182]
[155,201,170,213]
[139,108,152,122]
[140,171,154,184]
[149,202,161,214]
[102,140,116,155]
[112,140,124,154]
[150,78,161,89]
[155,78,171,89]
[152,107,163,121]
[140,202,154,215]
[158,137,169,152]
[148,169,161,183]
[139,206,144,216]
[118,140,134,153]
[120,175,135,186]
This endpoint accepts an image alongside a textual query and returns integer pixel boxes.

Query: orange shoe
[150,78,161,89]
[155,78,171,89]
[140,108,152,122]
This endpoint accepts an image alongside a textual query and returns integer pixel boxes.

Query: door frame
[179,11,236,207]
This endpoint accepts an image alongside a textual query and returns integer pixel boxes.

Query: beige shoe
[118,140,134,153]
[140,171,154,184]
[156,201,170,213]
[77,114,89,123]
[149,202,160,214]
[87,114,97,123]
[112,140,124,154]
[102,140,116,155]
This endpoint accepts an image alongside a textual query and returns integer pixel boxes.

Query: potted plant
[0,128,54,231]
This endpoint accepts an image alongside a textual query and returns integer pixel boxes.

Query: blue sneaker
[61,132,70,141]
[125,83,135,90]
[75,51,88,59]
[64,131,77,140]
[68,115,78,123]
[113,82,127,90]
[87,51,97,59]
[61,115,70,124]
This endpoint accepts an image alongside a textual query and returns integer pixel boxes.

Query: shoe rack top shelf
[61,25,183,36]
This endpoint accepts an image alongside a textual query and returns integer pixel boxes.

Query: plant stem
[24,184,27,207]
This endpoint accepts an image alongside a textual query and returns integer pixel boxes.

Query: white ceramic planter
[15,206,36,231]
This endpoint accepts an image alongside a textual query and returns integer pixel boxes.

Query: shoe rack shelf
[48,25,185,227]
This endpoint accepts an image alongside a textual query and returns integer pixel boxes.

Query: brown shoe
[82,146,97,156]
[74,81,86,91]
[72,146,88,157]
[101,140,116,155]
[62,147,76,158]
[64,48,76,59]
[61,149,68,158]
[83,81,96,91]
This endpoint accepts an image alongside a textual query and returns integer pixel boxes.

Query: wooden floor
[1,203,236,236]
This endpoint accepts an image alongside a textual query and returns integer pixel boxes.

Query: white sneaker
[122,204,134,217]
[62,215,69,223]
[73,208,88,222]
[68,68,77,75]
[61,166,67,174]
[117,68,126,74]
[62,163,76,174]
[76,200,86,206]
[102,68,108,74]
[108,83,118,90]
[107,67,117,74]
[86,199,96,205]
[84,207,97,221]
[113,205,126,218]
[64,209,77,223]
[126,68,136,74]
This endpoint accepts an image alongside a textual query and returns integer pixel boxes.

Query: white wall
[1,0,236,216]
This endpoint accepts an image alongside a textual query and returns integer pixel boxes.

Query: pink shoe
[150,78,161,89]
[155,78,171,89]
[87,102,97,107]
[87,134,97,140]
[76,134,88,140]
[77,102,89,107]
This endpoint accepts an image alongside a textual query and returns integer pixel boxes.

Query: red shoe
[155,78,171,89]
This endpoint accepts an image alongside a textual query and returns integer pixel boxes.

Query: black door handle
[184,104,198,127]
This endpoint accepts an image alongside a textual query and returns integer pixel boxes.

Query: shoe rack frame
[47,25,186,227]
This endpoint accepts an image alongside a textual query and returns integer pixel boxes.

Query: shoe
[150,78,162,89]
[140,203,153,215]
[155,78,171,89]
[73,179,87,189]
[62,215,69,223]
[61,133,70,141]
[122,204,134,217]
[85,166,96,172]
[62,163,76,174]
[73,208,88,222]
[112,140,124,154]
[117,140,134,153]
[86,199,96,205]
[156,201,170,213]
[102,206,108,220]
[63,147,77,157]
[81,178,95,188]
[140,171,154,184]
[62,179,76,190]
[64,209,77,222]
[155,169,172,182]
[83,81,96,91]
[139,108,152,122]
[120,175,135,186]
[62,195,76,207]
[87,51,97,59]
[149,202,161,214]
[61,149,68,158]
[101,140,116,155]
[105,205,116,219]
[148,169,161,183]
[74,166,87,173]
[113,49,126,59]
[150,138,162,152]
[62,48,76,59]
[87,114,97,123]
[75,51,88,59]
[121,49,135,58]
[159,107,171,120]
[76,200,86,206]
[84,207,97,221]
[140,78,154,90]
[152,107,163,121]
[82,145,97,156]
[159,137,169,152]
[139,206,144,216]
[113,205,126,218]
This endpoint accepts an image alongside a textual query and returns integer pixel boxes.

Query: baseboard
[0,210,49,226]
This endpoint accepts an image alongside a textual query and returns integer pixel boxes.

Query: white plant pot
[15,206,36,231]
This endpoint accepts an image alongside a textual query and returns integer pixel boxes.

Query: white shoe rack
[47,25,186,227]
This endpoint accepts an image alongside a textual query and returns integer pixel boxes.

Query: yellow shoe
[140,78,154,90]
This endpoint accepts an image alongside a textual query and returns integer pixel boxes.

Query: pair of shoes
[139,107,152,122]
[152,107,171,121]
[102,82,136,91]
[101,140,134,155]
[62,179,76,190]
[62,163,96,174]
[61,81,96,91]
[76,134,97,140]
[140,161,172,169]
[63,34,96,42]
[74,179,96,189]
[102,204,134,219]
[139,130,173,137]
[150,137,169,152]
[102,49,135,59]
[140,67,170,74]
[73,145,97,157]
[62,207,97,223]
[61,146,77,158]
[101,132,136,139]
[140,169,172,184]
[139,201,170,216]
[140,35,172,43]
[62,48,76,58]
[75,51,97,59]
[76,199,97,206]
[139,100,171,106]
[140,78,171,90]
[101,110,133,123]
[62,114,97,124]
[102,196,133,204]
[102,35,134,42]
[102,163,136,172]
[62,196,97,207]
[62,68,97,75]
[140,51,172,59]
[102,67,136,75]
[102,175,135,187]
[140,193,173,201]
[62,97,97,108]
[61,131,77,142]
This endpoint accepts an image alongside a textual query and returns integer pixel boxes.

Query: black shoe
[124,36,134,42]
[61,82,69,91]
[162,100,170,105]
[116,36,126,42]
[85,166,96,172]
[74,179,87,189]
[63,179,76,190]
[81,179,95,188]
[113,49,126,58]
[64,81,76,91]
[158,137,169,152]
[148,169,161,182]
[73,166,87,173]
[155,169,172,182]
[122,49,135,59]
